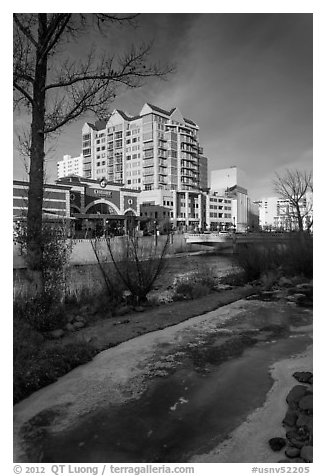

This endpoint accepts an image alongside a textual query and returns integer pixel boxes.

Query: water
[29,322,311,463]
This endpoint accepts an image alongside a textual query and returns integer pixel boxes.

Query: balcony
[143,176,154,185]
[143,159,154,167]
[144,150,154,159]
[181,143,197,154]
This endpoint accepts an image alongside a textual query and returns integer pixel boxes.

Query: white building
[57,154,83,178]
[80,103,208,192]
[255,192,313,231]
[209,167,250,232]
[210,166,248,192]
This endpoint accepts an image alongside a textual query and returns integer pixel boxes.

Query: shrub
[173,265,217,300]
[15,294,67,332]
[91,235,170,305]
[282,233,313,278]
[14,329,96,403]
[234,233,313,283]
[235,244,281,282]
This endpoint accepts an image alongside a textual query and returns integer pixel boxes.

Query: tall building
[80,103,208,192]
[57,154,83,178]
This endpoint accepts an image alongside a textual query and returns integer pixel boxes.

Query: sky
[13,13,313,200]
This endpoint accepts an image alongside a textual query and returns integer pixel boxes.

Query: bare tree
[91,235,170,305]
[273,169,313,232]
[13,13,174,284]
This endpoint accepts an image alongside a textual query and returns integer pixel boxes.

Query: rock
[295,283,313,292]
[74,315,85,322]
[298,394,313,413]
[73,321,85,329]
[291,293,307,303]
[282,409,298,427]
[300,445,313,462]
[114,305,131,316]
[79,305,90,315]
[288,439,306,449]
[285,447,301,458]
[296,414,313,432]
[246,294,260,300]
[279,276,293,286]
[286,429,309,443]
[67,314,75,323]
[269,437,286,451]
[65,323,75,331]
[286,385,309,408]
[49,329,64,339]
[293,371,313,384]
[134,306,146,312]
[286,295,299,302]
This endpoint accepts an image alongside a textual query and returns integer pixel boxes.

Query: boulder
[79,305,90,315]
[285,447,301,458]
[286,429,309,444]
[134,306,146,312]
[300,445,313,463]
[296,414,313,433]
[49,329,64,339]
[298,394,313,413]
[114,305,131,317]
[287,439,305,449]
[268,437,286,451]
[73,321,85,329]
[282,409,298,427]
[65,323,75,332]
[279,277,293,287]
[74,315,85,322]
[293,371,313,384]
[286,385,309,408]
[295,283,313,292]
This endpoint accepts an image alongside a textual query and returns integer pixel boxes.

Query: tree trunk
[26,14,48,286]
[296,204,303,232]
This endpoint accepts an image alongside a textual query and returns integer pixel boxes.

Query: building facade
[13,177,141,238]
[255,193,313,231]
[13,180,71,220]
[57,154,83,179]
[79,103,208,192]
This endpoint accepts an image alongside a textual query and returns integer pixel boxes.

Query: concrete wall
[13,234,209,269]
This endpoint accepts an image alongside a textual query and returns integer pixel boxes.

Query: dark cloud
[13,13,312,199]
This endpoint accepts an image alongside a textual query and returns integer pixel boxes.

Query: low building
[57,175,140,237]
[205,192,233,231]
[13,176,141,239]
[139,203,172,234]
[13,180,71,220]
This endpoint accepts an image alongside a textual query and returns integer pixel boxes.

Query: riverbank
[14,297,312,463]
[190,343,313,463]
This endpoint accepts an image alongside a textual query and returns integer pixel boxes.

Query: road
[14,298,312,463]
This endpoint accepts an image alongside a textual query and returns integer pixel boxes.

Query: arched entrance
[83,199,123,237]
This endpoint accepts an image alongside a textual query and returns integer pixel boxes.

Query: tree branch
[13,14,38,48]
[13,81,35,107]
